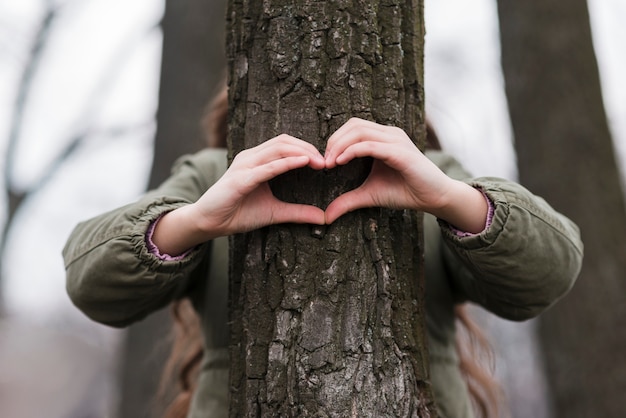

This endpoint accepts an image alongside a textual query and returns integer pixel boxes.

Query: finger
[327,118,389,149]
[270,202,326,225]
[324,187,376,224]
[325,118,376,163]
[334,140,411,171]
[235,142,322,173]
[238,135,325,170]
[241,155,312,191]
[265,134,325,162]
[325,119,403,168]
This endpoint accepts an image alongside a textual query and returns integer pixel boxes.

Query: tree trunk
[497,1,626,417]
[148,0,227,188]
[119,0,227,416]
[226,0,436,416]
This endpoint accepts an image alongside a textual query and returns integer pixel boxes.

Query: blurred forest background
[0,0,625,417]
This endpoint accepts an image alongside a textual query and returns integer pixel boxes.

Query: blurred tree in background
[497,0,626,417]
[1,1,161,417]
[118,0,226,416]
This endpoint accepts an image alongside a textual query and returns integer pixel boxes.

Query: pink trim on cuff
[146,214,192,261]
[450,189,495,237]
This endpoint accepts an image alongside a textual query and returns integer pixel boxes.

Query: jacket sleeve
[427,150,583,321]
[63,148,227,328]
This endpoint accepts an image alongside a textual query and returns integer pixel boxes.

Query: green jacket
[63,148,583,418]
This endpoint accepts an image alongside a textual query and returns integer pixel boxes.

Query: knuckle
[275,133,292,142]
[348,117,364,125]
[391,126,404,135]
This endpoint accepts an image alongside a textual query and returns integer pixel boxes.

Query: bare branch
[4,6,56,202]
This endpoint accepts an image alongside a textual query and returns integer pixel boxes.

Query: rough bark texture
[497,1,626,417]
[119,0,227,416]
[226,1,435,417]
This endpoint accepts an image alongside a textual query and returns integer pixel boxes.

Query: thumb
[271,202,326,225]
[324,188,375,224]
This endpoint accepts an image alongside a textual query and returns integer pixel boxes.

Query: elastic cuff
[145,214,193,261]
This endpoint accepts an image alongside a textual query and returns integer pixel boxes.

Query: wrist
[152,204,218,256]
[146,214,193,260]
[430,180,489,234]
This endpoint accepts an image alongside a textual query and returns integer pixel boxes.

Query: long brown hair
[159,88,505,418]
[455,305,506,417]
[158,299,203,418]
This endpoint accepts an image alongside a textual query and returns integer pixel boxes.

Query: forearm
[441,177,583,320]
[64,150,228,326]
[64,197,205,327]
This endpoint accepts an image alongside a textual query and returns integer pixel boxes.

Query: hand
[197,134,326,233]
[323,118,488,232]
[152,135,325,255]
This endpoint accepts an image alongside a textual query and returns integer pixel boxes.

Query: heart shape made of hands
[269,157,373,210]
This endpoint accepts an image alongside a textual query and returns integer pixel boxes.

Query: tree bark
[497,1,626,417]
[226,0,436,416]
